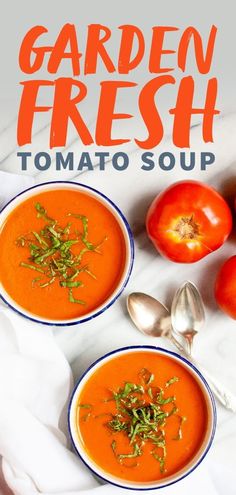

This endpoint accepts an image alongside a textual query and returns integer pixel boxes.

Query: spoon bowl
[171,281,205,354]
[127,292,171,337]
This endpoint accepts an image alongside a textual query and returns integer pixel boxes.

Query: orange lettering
[178,26,217,74]
[149,27,178,73]
[85,24,115,74]
[136,76,175,149]
[50,78,93,147]
[48,24,82,75]
[96,81,136,145]
[170,76,219,147]
[118,25,145,73]
[17,80,53,145]
[19,26,49,74]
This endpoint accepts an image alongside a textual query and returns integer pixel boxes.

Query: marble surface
[1,110,236,492]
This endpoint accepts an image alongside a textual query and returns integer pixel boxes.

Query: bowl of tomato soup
[0,181,134,325]
[69,346,216,490]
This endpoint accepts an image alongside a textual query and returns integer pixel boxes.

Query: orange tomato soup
[77,351,208,482]
[0,189,126,320]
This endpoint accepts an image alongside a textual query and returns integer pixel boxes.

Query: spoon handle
[170,335,186,354]
[170,335,236,412]
[188,359,236,412]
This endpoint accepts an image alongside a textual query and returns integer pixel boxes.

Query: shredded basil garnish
[106,374,181,472]
[165,376,179,387]
[152,452,166,473]
[16,203,107,305]
[20,262,45,273]
[118,443,142,460]
[111,440,117,454]
[35,202,54,223]
[79,370,186,474]
[173,415,187,440]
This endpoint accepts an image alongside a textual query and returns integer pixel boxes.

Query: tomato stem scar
[174,215,200,240]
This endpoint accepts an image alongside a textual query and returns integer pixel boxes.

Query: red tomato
[146,181,232,263]
[215,256,236,319]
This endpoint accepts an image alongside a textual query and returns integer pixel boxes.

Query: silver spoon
[171,281,205,355]
[127,292,184,353]
[127,292,236,412]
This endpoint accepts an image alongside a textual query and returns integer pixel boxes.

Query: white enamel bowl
[0,181,134,326]
[68,346,216,491]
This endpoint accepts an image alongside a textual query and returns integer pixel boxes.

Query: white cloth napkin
[0,171,233,495]
[0,173,34,209]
